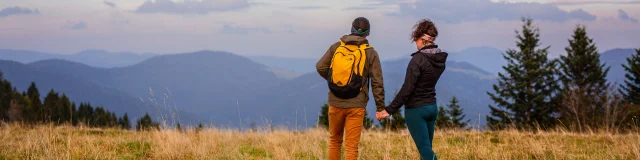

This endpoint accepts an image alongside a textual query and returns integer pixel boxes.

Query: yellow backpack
[327,40,371,99]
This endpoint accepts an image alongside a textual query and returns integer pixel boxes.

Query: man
[316,17,385,160]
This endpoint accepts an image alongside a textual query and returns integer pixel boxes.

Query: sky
[0,0,638,59]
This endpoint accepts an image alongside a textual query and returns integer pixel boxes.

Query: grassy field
[0,124,639,160]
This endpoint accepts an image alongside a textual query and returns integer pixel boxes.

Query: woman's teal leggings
[405,104,438,160]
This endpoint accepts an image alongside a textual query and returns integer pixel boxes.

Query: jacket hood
[413,45,448,68]
[340,35,369,45]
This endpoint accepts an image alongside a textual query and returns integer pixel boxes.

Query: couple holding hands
[316,17,447,160]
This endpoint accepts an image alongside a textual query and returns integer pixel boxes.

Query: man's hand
[376,110,390,121]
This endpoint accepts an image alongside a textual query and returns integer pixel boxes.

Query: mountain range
[601,48,638,85]
[251,46,506,75]
[0,47,636,128]
[0,49,154,68]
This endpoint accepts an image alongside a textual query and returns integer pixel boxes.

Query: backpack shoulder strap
[358,44,371,53]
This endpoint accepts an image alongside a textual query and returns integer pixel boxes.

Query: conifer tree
[436,105,451,128]
[363,111,374,129]
[43,89,60,123]
[0,72,12,121]
[25,82,42,123]
[620,49,640,127]
[559,25,609,97]
[93,107,106,127]
[176,123,183,132]
[196,122,205,132]
[487,18,561,130]
[8,89,26,122]
[137,113,159,131]
[318,103,329,128]
[380,108,406,131]
[110,112,118,127]
[620,49,640,105]
[121,113,131,130]
[448,97,469,129]
[558,25,610,128]
[77,103,94,125]
[71,102,78,125]
[58,94,73,123]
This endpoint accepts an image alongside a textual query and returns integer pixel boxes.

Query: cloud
[618,9,639,23]
[220,24,271,34]
[289,6,329,10]
[135,0,249,15]
[63,21,88,30]
[389,0,597,23]
[550,0,640,5]
[103,1,117,8]
[343,2,389,11]
[0,7,40,17]
[249,2,271,7]
[111,19,130,25]
[344,6,378,10]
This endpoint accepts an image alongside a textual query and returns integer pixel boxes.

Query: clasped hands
[375,110,390,121]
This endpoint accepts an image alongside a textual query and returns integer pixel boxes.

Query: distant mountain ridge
[251,46,506,75]
[21,51,284,126]
[0,59,146,117]
[600,48,637,84]
[447,47,506,74]
[1,49,497,127]
[248,56,317,74]
[0,49,154,68]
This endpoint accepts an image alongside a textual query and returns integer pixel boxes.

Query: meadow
[0,124,638,160]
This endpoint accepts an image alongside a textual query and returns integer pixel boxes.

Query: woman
[377,19,447,160]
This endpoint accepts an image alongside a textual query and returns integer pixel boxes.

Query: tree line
[318,96,469,131]
[487,18,640,131]
[0,76,159,130]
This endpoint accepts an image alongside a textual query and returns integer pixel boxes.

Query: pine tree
[25,82,42,123]
[558,25,610,129]
[250,121,257,132]
[110,112,118,127]
[26,82,39,101]
[560,25,610,97]
[448,97,469,129]
[176,123,183,132]
[43,89,60,123]
[620,49,640,105]
[93,107,106,127]
[137,113,159,131]
[318,103,329,129]
[0,72,12,121]
[620,49,640,127]
[196,122,205,132]
[77,103,94,126]
[70,102,78,125]
[57,94,73,124]
[436,105,451,128]
[8,90,26,122]
[380,108,406,131]
[121,113,130,130]
[363,111,374,129]
[487,18,561,130]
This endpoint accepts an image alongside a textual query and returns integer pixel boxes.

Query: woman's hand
[376,110,390,121]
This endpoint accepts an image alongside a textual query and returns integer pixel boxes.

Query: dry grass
[0,124,639,160]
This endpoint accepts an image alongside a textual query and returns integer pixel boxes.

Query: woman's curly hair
[411,19,438,42]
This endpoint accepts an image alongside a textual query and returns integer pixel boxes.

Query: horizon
[0,46,636,60]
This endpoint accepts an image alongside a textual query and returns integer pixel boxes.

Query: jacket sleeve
[385,55,422,114]
[369,52,386,111]
[316,43,338,80]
